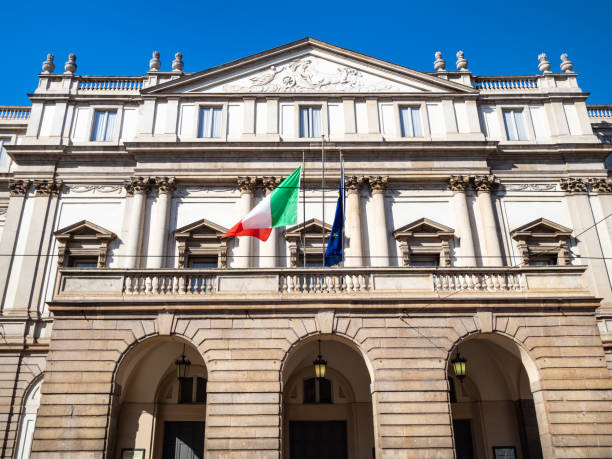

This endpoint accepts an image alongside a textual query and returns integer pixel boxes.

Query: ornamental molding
[448,175,471,192]
[473,175,500,193]
[221,57,404,93]
[124,177,154,196]
[504,183,557,192]
[66,185,123,194]
[262,176,282,193]
[559,177,588,193]
[345,176,366,194]
[588,178,612,193]
[236,176,259,194]
[8,180,31,197]
[155,176,177,195]
[368,176,389,193]
[33,180,63,197]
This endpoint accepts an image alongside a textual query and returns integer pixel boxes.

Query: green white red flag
[223,166,301,241]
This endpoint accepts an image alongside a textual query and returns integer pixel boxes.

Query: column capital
[368,176,389,193]
[346,176,366,194]
[448,175,471,192]
[261,176,281,194]
[33,179,63,197]
[237,176,258,194]
[125,177,153,196]
[588,178,612,193]
[560,177,588,193]
[155,176,177,195]
[473,175,500,193]
[8,179,31,197]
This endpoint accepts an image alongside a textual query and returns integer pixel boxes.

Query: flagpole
[302,150,306,269]
[321,135,325,268]
[340,150,345,267]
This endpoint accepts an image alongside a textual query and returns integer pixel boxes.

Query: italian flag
[223,166,301,241]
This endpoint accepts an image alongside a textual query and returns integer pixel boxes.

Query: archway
[281,335,375,459]
[448,333,544,459]
[112,336,208,459]
[15,376,42,459]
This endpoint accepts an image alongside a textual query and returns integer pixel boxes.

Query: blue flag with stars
[325,163,344,267]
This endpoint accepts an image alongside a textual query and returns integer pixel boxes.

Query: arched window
[15,378,43,459]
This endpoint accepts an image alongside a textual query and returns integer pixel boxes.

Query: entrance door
[289,420,347,459]
[453,419,475,459]
[162,421,205,459]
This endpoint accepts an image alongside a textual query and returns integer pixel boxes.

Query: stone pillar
[260,177,281,268]
[345,176,365,267]
[474,175,503,266]
[147,177,176,269]
[235,177,257,268]
[561,177,612,305]
[448,176,477,267]
[13,180,62,312]
[124,177,152,269]
[0,180,30,311]
[368,176,389,267]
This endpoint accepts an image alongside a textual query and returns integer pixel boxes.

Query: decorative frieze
[473,175,500,193]
[8,179,31,197]
[368,176,388,193]
[33,180,63,197]
[155,176,177,195]
[66,185,123,194]
[124,177,154,196]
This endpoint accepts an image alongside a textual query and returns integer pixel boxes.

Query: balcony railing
[52,266,590,306]
[0,106,31,121]
[76,76,145,94]
[474,76,539,92]
[587,104,612,122]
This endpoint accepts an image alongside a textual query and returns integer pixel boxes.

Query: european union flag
[325,166,344,267]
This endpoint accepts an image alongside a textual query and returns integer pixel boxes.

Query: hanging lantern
[452,351,467,381]
[313,339,327,379]
[175,346,191,380]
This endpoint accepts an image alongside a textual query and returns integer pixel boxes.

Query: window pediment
[174,219,230,268]
[393,218,455,267]
[54,220,116,268]
[284,218,332,267]
[511,218,572,266]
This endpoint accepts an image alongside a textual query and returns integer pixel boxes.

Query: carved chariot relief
[218,56,408,93]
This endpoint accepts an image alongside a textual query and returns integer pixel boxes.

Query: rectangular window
[502,109,528,140]
[179,377,193,404]
[70,257,98,268]
[399,107,423,137]
[299,107,322,138]
[0,139,9,170]
[198,107,222,138]
[410,254,440,267]
[91,110,117,141]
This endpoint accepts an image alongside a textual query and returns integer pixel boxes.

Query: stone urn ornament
[560,53,574,73]
[456,51,468,71]
[538,53,551,73]
[149,51,161,71]
[172,52,184,72]
[42,54,55,73]
[64,54,77,74]
[434,51,446,71]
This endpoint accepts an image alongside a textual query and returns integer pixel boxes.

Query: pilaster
[368,176,389,267]
[448,176,476,267]
[147,177,176,269]
[473,175,503,266]
[123,177,153,269]
[345,176,366,267]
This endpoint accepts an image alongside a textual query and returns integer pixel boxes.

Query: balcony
[50,266,595,311]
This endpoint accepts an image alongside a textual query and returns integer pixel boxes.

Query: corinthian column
[449,176,476,266]
[124,177,152,269]
[369,176,389,267]
[259,177,281,268]
[474,175,503,266]
[235,177,257,268]
[345,176,365,267]
[147,177,176,268]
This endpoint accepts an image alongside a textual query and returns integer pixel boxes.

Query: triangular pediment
[393,218,454,239]
[284,218,332,240]
[144,38,475,95]
[54,220,116,241]
[511,218,573,238]
[174,219,228,238]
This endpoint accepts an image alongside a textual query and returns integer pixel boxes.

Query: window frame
[196,104,225,139]
[90,109,119,142]
[499,106,535,141]
[298,105,323,138]
[398,105,424,138]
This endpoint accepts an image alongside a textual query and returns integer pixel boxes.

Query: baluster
[178,276,185,294]
[333,276,340,293]
[144,276,152,294]
[124,276,133,295]
[287,275,295,293]
[312,275,320,293]
[346,274,353,293]
[280,275,288,293]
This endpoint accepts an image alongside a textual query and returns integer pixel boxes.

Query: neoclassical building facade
[0,38,612,459]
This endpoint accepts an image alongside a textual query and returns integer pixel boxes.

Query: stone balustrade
[0,105,31,121]
[52,266,590,307]
[587,104,612,122]
[77,76,145,94]
[473,75,538,91]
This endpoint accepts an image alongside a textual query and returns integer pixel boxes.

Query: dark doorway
[453,419,475,459]
[290,420,347,459]
[162,421,205,459]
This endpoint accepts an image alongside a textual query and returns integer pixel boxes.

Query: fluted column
[369,176,389,267]
[235,177,257,268]
[124,177,152,269]
[474,175,503,266]
[345,176,365,267]
[449,176,476,267]
[147,177,176,268]
[259,177,281,268]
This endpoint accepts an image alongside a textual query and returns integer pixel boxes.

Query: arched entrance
[111,336,207,459]
[448,333,544,459]
[281,336,375,459]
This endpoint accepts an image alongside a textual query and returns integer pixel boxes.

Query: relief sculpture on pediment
[221,57,403,93]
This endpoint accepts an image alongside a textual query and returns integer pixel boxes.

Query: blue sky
[1,0,611,105]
